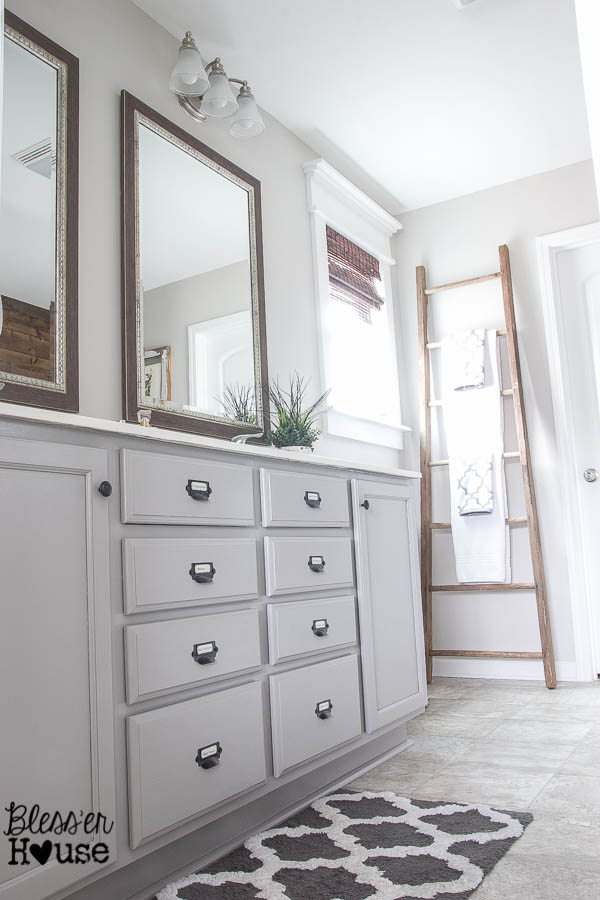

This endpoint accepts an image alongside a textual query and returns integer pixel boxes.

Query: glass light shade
[201,71,238,118]
[229,92,265,138]
[169,44,209,96]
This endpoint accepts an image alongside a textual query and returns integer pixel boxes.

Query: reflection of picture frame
[144,346,171,401]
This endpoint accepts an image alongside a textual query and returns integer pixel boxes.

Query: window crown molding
[303,158,402,239]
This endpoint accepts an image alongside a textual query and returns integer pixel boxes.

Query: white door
[539,223,600,679]
[352,479,427,733]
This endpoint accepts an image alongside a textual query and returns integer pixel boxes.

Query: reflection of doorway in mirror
[188,311,254,417]
[144,346,171,402]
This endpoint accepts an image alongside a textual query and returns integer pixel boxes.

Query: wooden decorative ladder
[417,244,556,689]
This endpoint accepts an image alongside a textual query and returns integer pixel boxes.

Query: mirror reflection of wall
[0,28,58,383]
[138,122,256,423]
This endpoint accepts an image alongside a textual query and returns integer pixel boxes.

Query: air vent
[12,138,55,179]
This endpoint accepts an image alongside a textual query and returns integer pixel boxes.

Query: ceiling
[133,0,592,213]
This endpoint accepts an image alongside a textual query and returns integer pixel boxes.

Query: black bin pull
[186,479,212,501]
[315,699,333,720]
[189,562,216,584]
[308,555,325,573]
[195,741,222,769]
[191,640,219,665]
[304,490,322,509]
[311,618,329,637]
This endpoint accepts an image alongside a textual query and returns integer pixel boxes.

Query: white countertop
[0,402,421,480]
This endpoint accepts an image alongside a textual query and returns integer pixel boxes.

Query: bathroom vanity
[0,406,425,900]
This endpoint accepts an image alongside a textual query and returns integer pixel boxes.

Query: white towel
[441,330,511,583]
[444,328,486,391]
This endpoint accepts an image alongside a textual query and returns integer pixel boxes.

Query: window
[305,159,409,448]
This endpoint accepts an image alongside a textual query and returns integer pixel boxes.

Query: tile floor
[349,677,600,899]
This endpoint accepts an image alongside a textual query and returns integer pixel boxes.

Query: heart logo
[29,841,53,865]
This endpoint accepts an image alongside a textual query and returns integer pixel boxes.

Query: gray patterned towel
[457,457,494,515]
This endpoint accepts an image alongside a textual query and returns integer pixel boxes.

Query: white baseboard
[432,657,579,682]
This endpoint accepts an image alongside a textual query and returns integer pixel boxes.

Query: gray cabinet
[267,595,358,664]
[264,536,354,596]
[120,449,255,525]
[127,681,267,847]
[123,537,259,613]
[269,654,362,777]
[0,439,115,900]
[352,479,427,733]
[260,468,350,527]
[125,609,261,703]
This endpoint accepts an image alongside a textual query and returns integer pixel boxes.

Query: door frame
[537,221,600,681]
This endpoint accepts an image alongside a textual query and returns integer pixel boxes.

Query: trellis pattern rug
[156,791,532,900]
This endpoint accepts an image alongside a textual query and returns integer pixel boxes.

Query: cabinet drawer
[264,536,354,596]
[127,681,267,847]
[123,538,258,613]
[267,596,357,664]
[120,449,255,525]
[270,655,362,777]
[260,469,350,527]
[125,609,261,703]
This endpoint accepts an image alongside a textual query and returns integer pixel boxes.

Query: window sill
[324,409,412,449]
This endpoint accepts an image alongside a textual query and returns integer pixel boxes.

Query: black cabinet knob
[360,500,370,510]
[98,481,113,498]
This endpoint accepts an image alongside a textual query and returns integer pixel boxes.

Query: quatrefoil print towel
[443,328,486,391]
[457,457,494,515]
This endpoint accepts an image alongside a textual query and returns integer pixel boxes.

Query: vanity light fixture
[169,31,265,138]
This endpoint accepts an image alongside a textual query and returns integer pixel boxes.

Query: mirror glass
[137,119,260,427]
[0,26,63,387]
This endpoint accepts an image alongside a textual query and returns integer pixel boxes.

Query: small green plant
[267,374,329,450]
[218,383,257,424]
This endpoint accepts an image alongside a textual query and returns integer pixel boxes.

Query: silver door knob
[584,468,598,483]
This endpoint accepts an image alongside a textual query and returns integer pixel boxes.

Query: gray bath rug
[156,791,532,900]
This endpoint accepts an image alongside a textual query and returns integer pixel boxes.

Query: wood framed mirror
[0,11,79,411]
[121,91,269,439]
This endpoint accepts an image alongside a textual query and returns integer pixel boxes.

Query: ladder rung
[427,328,507,350]
[431,583,535,592]
[430,517,527,529]
[429,389,513,407]
[424,272,502,295]
[430,450,520,467]
[431,650,543,659]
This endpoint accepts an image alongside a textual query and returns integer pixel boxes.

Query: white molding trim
[432,657,577,682]
[303,158,402,239]
[304,158,409,448]
[537,221,600,682]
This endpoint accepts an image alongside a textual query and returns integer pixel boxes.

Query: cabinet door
[0,438,115,900]
[352,479,426,733]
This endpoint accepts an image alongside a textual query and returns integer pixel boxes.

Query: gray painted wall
[393,159,599,675]
[8,0,404,468]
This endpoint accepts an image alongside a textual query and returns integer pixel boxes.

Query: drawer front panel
[121,449,255,525]
[270,654,362,777]
[127,681,267,847]
[260,469,350,527]
[267,596,357,664]
[123,538,258,613]
[125,609,261,703]
[264,536,354,596]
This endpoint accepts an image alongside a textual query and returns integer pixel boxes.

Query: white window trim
[304,158,411,449]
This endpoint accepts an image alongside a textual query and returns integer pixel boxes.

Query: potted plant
[267,374,329,452]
